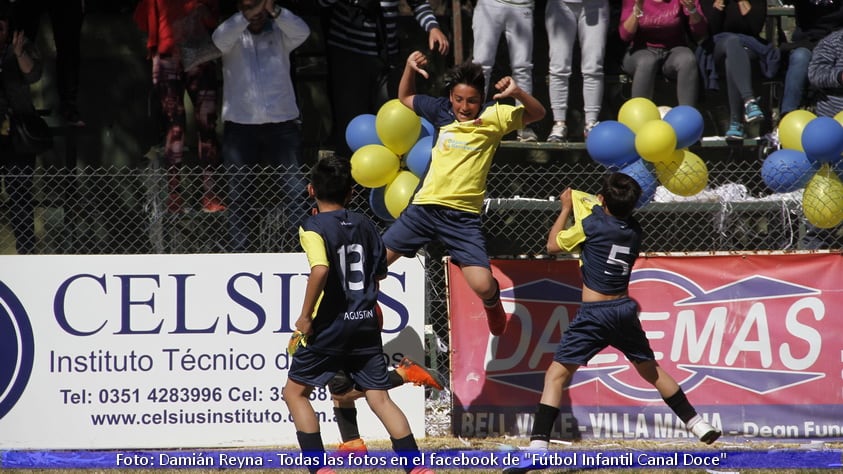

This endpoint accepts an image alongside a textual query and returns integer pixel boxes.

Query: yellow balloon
[779,110,817,151]
[376,99,421,156]
[618,97,661,133]
[350,144,400,188]
[655,149,708,196]
[384,171,420,218]
[834,110,843,128]
[635,120,677,163]
[803,164,843,229]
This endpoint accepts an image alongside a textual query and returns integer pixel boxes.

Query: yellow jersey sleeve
[300,228,329,268]
[298,227,327,320]
[555,190,600,252]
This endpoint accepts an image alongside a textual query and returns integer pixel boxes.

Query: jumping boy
[386,50,546,336]
[505,173,720,473]
[283,156,430,474]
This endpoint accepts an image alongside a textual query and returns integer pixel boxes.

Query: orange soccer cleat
[337,437,367,454]
[395,357,443,391]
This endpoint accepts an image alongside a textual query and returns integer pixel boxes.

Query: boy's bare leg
[539,361,578,408]
[634,360,721,444]
[283,379,320,433]
[364,389,412,439]
[633,360,681,397]
[460,265,497,299]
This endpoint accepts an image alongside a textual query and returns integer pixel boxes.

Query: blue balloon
[369,186,394,222]
[406,136,433,177]
[620,159,658,208]
[801,116,843,164]
[346,114,382,152]
[585,121,639,168]
[419,118,435,139]
[663,105,704,149]
[761,149,817,193]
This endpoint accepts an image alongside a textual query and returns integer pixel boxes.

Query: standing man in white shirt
[213,0,310,253]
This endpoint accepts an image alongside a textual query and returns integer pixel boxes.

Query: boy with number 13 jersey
[297,203,385,356]
[284,157,427,474]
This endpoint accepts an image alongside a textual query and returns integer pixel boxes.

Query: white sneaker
[689,419,722,444]
[517,128,538,142]
[547,121,567,143]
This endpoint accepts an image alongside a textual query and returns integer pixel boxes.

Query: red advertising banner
[448,254,843,440]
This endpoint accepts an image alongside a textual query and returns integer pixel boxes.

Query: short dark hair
[600,172,641,219]
[442,60,485,98]
[310,155,353,205]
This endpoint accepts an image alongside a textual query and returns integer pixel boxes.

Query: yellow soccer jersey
[555,190,602,252]
[411,102,524,213]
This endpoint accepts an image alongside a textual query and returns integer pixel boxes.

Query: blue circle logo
[0,281,34,420]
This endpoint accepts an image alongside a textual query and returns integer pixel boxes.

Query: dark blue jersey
[555,195,642,295]
[299,209,387,355]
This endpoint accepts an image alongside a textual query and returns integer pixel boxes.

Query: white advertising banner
[0,254,427,449]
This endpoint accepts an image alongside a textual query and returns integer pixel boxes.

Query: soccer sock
[295,431,325,473]
[663,388,697,424]
[388,370,404,388]
[529,403,560,445]
[391,433,421,473]
[482,280,501,307]
[333,407,360,443]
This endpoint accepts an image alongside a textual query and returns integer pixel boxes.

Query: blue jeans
[713,33,758,122]
[222,120,307,253]
[781,47,811,116]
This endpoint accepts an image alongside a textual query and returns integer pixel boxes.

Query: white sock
[686,414,702,429]
[528,439,549,450]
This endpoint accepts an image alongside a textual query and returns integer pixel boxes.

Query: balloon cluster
[760,110,843,228]
[345,100,434,221]
[586,98,708,208]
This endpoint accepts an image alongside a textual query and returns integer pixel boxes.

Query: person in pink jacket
[134,0,225,213]
[619,0,708,106]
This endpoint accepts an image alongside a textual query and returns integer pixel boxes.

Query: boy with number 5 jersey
[505,173,720,473]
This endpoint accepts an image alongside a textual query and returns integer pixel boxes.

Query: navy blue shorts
[554,297,655,366]
[382,204,490,268]
[288,347,390,390]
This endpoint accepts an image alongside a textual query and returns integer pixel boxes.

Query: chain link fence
[2,157,842,392]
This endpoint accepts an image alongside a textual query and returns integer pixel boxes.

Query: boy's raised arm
[546,188,573,254]
[398,50,429,110]
[492,76,546,126]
